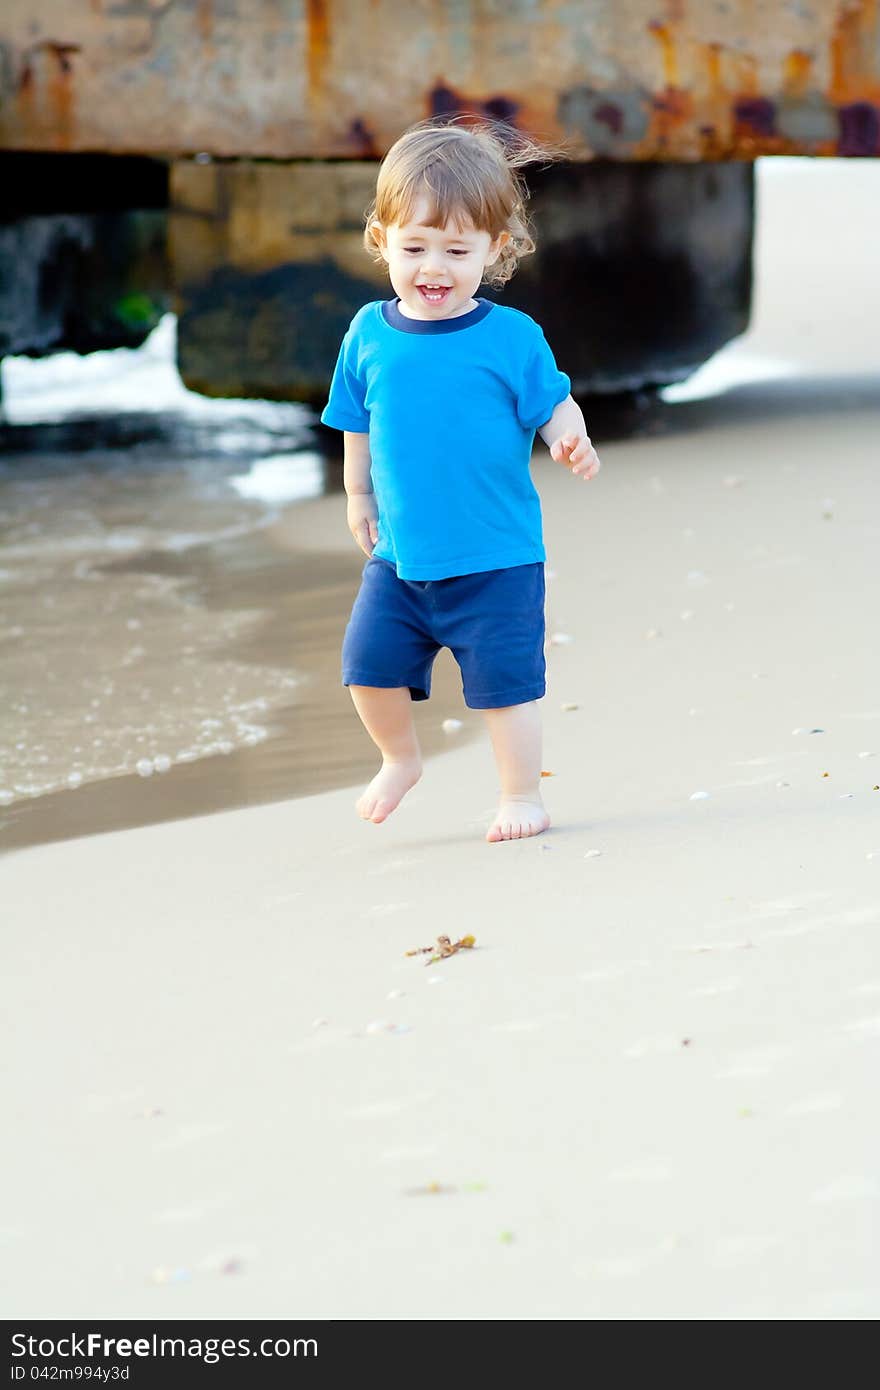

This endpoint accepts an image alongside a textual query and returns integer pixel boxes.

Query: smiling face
[372,193,510,321]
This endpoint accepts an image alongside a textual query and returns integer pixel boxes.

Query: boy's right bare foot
[356,757,423,824]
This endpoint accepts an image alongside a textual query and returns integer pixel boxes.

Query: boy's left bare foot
[486,797,551,842]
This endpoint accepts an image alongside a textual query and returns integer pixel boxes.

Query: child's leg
[348,685,423,824]
[481,699,550,842]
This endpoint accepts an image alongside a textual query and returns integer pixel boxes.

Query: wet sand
[3,159,880,1319]
[0,501,475,852]
[0,442,476,853]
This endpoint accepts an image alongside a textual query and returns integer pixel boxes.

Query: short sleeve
[516,326,571,432]
[320,329,370,431]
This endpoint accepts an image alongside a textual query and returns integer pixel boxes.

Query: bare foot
[486,796,551,842]
[356,757,423,824]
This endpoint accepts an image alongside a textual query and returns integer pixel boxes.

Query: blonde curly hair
[363,116,571,290]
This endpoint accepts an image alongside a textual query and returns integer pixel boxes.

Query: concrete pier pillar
[170,158,753,401]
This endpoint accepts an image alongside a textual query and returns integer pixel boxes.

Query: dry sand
[3,159,880,1320]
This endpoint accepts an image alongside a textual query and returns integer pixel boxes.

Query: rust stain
[704,40,723,91]
[47,43,79,153]
[306,0,330,103]
[197,0,214,44]
[783,48,814,98]
[734,97,777,138]
[46,41,80,72]
[593,102,623,135]
[830,0,880,102]
[734,51,759,99]
[483,95,519,124]
[647,20,679,89]
[348,117,379,157]
[697,41,729,159]
[15,41,80,152]
[829,0,880,152]
[838,100,879,153]
[17,58,35,128]
[649,86,694,153]
[426,78,518,133]
[429,79,470,120]
[646,19,695,152]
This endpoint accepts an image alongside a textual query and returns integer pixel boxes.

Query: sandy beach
[3,159,880,1320]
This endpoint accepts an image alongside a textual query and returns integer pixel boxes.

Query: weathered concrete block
[491,159,754,393]
[171,160,384,401]
[171,158,753,399]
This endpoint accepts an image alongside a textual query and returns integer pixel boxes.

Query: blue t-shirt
[319,296,571,580]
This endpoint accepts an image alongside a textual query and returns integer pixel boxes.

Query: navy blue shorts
[342,556,546,709]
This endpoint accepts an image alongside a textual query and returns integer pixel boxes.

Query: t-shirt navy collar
[381,296,494,334]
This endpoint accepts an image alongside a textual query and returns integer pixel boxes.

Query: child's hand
[550,432,601,481]
[347,492,380,557]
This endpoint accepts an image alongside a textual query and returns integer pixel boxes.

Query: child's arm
[343,430,379,556]
[537,395,601,481]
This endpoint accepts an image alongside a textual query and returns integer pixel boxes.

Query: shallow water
[0,444,476,852]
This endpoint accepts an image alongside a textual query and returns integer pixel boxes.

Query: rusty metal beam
[1,1,878,161]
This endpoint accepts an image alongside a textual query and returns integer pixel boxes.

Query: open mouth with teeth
[417,286,451,304]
